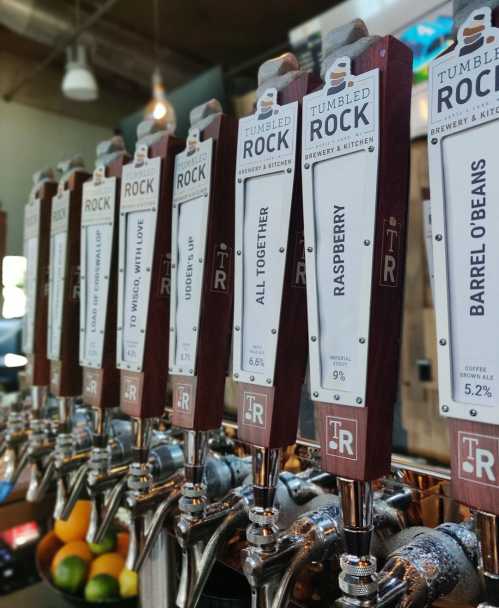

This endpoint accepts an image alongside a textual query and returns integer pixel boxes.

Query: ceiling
[96,0,334,68]
[0,0,338,127]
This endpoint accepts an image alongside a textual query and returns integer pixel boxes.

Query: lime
[119,568,138,598]
[53,555,87,594]
[89,530,116,555]
[85,574,120,603]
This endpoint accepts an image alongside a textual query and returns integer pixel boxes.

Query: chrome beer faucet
[29,398,93,513]
[174,452,252,608]
[92,422,185,608]
[60,417,134,530]
[0,406,30,500]
[52,398,90,519]
[183,469,331,608]
[92,426,186,547]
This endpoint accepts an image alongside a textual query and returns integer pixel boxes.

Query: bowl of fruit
[36,500,138,606]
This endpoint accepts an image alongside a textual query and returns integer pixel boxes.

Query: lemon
[53,555,87,594]
[119,568,138,598]
[84,574,120,603]
[88,530,116,555]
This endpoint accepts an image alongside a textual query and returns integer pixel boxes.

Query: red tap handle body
[119,134,184,420]
[433,7,499,517]
[25,179,57,387]
[82,154,130,410]
[170,113,237,431]
[49,170,90,397]
[312,36,413,482]
[234,72,320,449]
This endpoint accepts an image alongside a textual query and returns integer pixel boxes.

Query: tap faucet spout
[130,480,182,572]
[60,463,90,520]
[92,474,128,544]
[185,498,248,608]
[30,453,56,502]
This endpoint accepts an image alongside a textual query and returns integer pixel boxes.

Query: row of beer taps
[0,3,497,608]
[0,388,484,608]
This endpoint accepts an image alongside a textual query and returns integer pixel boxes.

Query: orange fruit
[116,532,129,559]
[54,500,91,543]
[51,540,93,576]
[88,552,125,580]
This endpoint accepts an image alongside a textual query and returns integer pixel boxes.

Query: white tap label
[428,6,499,423]
[47,190,70,360]
[302,57,379,406]
[80,176,116,367]
[169,131,212,375]
[232,88,298,387]
[241,173,286,377]
[23,196,41,354]
[117,154,161,371]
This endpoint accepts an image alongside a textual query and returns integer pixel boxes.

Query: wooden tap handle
[310,36,413,481]
[118,134,184,419]
[170,113,237,431]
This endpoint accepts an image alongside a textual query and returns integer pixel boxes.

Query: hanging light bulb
[61,44,98,101]
[153,102,167,120]
[149,67,176,132]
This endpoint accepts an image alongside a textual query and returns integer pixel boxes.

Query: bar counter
[0,582,69,607]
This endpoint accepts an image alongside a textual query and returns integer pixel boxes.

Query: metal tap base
[30,386,48,414]
[337,478,377,608]
[179,430,209,520]
[337,554,378,608]
[241,446,282,608]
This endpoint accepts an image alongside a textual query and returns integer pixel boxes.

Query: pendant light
[61,0,98,102]
[149,0,176,132]
[62,44,98,101]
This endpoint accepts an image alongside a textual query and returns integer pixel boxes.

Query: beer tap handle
[24,168,56,397]
[92,475,127,544]
[80,137,128,414]
[117,121,183,421]
[60,462,89,520]
[426,7,499,604]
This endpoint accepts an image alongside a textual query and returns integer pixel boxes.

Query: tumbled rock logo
[242,391,267,429]
[458,431,499,486]
[326,415,357,461]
